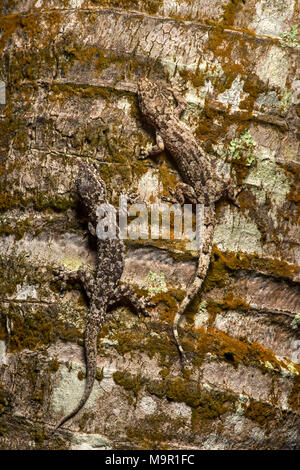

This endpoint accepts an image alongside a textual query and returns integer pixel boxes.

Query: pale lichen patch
[217,76,247,113]
[255,46,289,88]
[137,169,163,203]
[244,147,290,206]
[16,284,38,300]
[71,433,112,450]
[249,0,296,38]
[214,207,263,255]
[0,80,5,105]
[51,362,104,416]
[0,340,7,365]
[138,396,157,415]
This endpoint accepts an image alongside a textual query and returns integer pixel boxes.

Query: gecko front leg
[139,131,165,160]
[53,266,95,300]
[166,84,187,118]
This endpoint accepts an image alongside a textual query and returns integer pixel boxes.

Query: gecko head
[138,78,170,122]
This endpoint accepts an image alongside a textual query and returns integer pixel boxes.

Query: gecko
[53,162,151,431]
[137,78,242,362]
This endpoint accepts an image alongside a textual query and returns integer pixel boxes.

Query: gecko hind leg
[173,182,198,205]
[108,284,153,318]
[162,183,199,205]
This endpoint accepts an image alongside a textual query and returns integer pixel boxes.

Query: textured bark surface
[0,0,299,450]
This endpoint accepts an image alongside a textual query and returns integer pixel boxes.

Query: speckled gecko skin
[54,163,150,431]
[138,78,241,362]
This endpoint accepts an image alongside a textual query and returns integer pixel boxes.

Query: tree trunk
[0,0,299,450]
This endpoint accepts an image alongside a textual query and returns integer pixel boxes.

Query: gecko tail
[173,207,216,363]
[53,321,99,433]
[53,380,95,432]
[173,276,203,361]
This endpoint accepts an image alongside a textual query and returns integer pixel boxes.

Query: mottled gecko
[54,163,151,430]
[138,78,242,362]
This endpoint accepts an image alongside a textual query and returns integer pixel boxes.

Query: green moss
[0,191,24,213]
[32,191,78,213]
[114,370,234,439]
[147,376,202,407]
[95,49,125,73]
[0,384,11,416]
[220,0,244,27]
[151,289,186,324]
[50,81,141,106]
[0,14,39,52]
[112,319,177,369]
[0,11,63,53]
[0,256,34,297]
[191,391,233,428]
[90,0,161,15]
[0,301,83,353]
[113,371,145,398]
[49,358,60,373]
[206,292,250,316]
[244,400,277,427]
[193,326,293,374]
[50,82,111,101]
[0,216,33,240]
[0,114,29,156]
[1,308,53,352]
[77,370,85,381]
[126,412,184,450]
[33,427,47,448]
[203,246,299,293]
[96,368,104,382]
[0,161,77,217]
[287,376,300,411]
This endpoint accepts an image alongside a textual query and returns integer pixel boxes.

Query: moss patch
[244,400,277,427]
[126,412,185,450]
[114,370,235,441]
[206,292,250,316]
[113,371,145,398]
[0,302,83,353]
[203,246,299,293]
[0,384,11,416]
[90,0,161,15]
[287,376,300,411]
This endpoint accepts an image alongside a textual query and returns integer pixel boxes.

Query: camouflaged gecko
[138,78,242,362]
[54,163,151,430]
